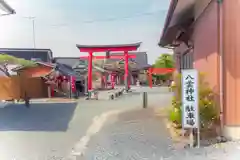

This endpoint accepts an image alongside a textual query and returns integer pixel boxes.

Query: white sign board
[182,69,199,128]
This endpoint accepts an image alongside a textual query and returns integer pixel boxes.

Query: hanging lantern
[63,76,68,81]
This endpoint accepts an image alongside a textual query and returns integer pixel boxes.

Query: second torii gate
[148,68,175,88]
[76,43,141,92]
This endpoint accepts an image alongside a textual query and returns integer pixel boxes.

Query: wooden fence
[0,76,48,100]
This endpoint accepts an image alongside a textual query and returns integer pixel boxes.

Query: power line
[76,10,163,24]
[18,10,165,27]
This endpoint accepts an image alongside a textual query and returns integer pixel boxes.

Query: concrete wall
[172,0,240,140]
[194,0,212,19]
[193,0,240,139]
[0,76,48,100]
[174,1,219,90]
[192,1,219,92]
[222,0,240,139]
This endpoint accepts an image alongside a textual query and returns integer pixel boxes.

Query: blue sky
[0,0,171,64]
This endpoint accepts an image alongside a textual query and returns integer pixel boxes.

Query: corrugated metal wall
[0,76,48,100]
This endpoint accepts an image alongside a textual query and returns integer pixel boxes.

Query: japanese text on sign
[182,69,199,128]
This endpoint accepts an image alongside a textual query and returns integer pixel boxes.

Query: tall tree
[154,53,174,69]
[153,54,174,81]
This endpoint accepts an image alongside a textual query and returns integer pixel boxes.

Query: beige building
[159,0,240,140]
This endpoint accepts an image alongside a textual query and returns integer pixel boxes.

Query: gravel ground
[81,107,240,160]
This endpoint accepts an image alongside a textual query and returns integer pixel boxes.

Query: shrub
[0,54,36,67]
[169,96,182,127]
[169,73,219,129]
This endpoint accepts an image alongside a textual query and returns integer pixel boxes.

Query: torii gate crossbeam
[148,68,175,88]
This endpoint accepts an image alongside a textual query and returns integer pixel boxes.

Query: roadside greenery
[153,53,174,82]
[169,73,219,130]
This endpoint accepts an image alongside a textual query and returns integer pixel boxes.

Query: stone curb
[108,88,124,100]
[85,88,129,100]
[70,109,128,159]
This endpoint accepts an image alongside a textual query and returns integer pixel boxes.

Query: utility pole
[23,16,36,48]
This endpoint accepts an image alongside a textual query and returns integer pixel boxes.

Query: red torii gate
[148,67,175,88]
[80,54,136,89]
[76,43,141,92]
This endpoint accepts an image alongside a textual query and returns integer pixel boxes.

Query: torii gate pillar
[124,51,130,90]
[88,52,93,90]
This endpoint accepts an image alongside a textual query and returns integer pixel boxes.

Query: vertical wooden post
[148,68,153,88]
[51,86,54,97]
[111,73,115,89]
[48,86,51,98]
[143,92,148,108]
[101,75,104,89]
[84,76,88,94]
[71,76,76,98]
[69,77,72,98]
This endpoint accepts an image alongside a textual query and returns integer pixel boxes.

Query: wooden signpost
[181,69,200,148]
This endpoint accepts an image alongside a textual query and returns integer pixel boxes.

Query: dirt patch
[154,108,189,148]
[154,107,222,148]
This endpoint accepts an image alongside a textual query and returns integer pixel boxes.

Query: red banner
[71,76,76,92]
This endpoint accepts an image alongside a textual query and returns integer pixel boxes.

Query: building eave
[158,0,195,47]
[159,0,178,46]
[0,48,52,52]
[0,0,16,15]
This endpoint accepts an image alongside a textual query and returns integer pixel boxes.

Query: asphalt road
[0,87,172,160]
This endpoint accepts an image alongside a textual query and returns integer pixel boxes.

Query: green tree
[154,53,174,68]
[153,53,174,82]
[0,54,36,66]
[0,54,36,76]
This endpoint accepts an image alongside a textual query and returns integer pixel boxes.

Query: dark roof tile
[53,57,87,68]
[76,42,141,49]
[107,52,150,69]
[0,48,53,62]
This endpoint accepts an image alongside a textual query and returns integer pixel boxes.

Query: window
[31,58,41,61]
[179,51,193,72]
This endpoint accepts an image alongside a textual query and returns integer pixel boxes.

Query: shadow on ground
[0,102,77,132]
